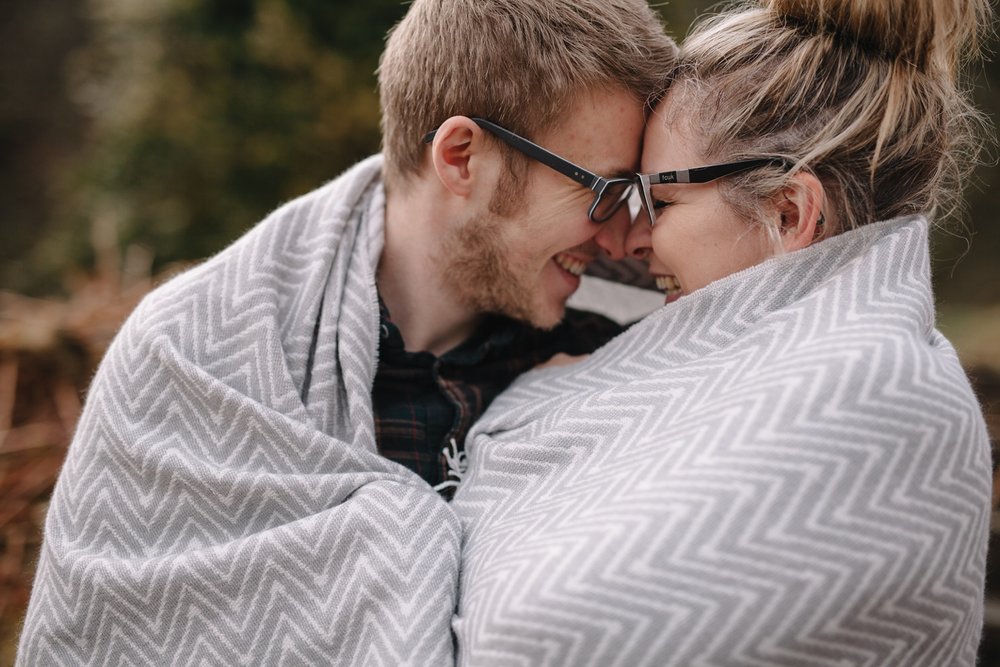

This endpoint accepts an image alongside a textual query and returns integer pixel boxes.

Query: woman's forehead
[643,105,701,171]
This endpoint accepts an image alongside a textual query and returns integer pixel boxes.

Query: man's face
[438,87,645,329]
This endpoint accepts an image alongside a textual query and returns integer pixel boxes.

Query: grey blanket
[452,216,992,667]
[18,156,460,666]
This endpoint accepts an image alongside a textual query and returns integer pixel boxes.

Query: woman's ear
[429,116,490,198]
[774,172,825,252]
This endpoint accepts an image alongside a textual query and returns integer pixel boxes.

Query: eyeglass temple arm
[650,158,790,185]
[423,119,604,191]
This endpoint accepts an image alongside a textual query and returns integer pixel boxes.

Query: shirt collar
[377,292,529,365]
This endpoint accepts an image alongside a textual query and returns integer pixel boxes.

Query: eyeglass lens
[592,181,634,222]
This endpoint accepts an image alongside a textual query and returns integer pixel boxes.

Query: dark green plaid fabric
[373,297,624,495]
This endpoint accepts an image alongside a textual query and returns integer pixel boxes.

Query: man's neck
[377,185,483,357]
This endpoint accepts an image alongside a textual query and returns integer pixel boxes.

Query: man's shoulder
[115,155,386,355]
[559,307,623,331]
[541,308,626,356]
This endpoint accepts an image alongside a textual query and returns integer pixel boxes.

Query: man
[17,0,676,664]
[374,0,674,491]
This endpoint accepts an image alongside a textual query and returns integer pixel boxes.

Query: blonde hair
[377,0,678,190]
[669,0,993,232]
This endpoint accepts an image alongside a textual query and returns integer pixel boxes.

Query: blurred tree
[5,0,998,305]
[25,0,407,292]
[932,63,1000,306]
[0,0,89,294]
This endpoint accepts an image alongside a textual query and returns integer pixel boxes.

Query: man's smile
[553,252,588,277]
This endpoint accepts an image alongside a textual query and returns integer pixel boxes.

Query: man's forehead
[542,99,644,174]
[586,144,643,178]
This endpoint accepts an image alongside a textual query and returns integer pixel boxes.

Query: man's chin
[521,300,566,331]
[459,280,567,331]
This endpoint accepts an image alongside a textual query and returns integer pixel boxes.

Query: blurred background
[1,0,998,663]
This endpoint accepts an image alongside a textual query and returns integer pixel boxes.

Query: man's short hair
[377,0,678,189]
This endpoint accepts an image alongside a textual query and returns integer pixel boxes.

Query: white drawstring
[432,438,467,493]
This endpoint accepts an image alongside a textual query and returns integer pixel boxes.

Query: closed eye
[653,200,673,210]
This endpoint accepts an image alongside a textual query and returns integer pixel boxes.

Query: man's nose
[624,216,652,261]
[592,203,632,261]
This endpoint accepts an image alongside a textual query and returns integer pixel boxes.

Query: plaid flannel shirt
[373,297,624,496]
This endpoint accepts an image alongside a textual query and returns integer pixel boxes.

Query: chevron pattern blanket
[17,156,461,666]
[452,216,991,667]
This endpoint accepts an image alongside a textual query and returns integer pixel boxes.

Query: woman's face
[626,100,776,304]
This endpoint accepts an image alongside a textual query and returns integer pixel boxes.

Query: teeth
[655,275,682,295]
[554,254,586,276]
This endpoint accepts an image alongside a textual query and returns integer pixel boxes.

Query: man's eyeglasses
[636,157,790,226]
[423,118,635,223]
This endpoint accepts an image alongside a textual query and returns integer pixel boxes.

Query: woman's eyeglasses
[636,158,790,226]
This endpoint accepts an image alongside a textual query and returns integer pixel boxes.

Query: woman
[450,0,993,665]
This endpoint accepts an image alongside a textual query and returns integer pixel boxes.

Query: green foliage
[32,0,406,286]
[14,0,1000,306]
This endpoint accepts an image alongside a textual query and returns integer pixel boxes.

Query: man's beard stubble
[435,207,542,326]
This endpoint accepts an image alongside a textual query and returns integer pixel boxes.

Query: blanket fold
[18,155,460,667]
[452,216,991,667]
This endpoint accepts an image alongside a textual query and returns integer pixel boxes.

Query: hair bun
[765,0,989,74]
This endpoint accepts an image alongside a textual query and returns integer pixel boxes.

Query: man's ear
[774,172,825,252]
[429,116,491,198]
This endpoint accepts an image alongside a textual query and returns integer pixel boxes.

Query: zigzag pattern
[453,216,991,667]
[17,156,461,666]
